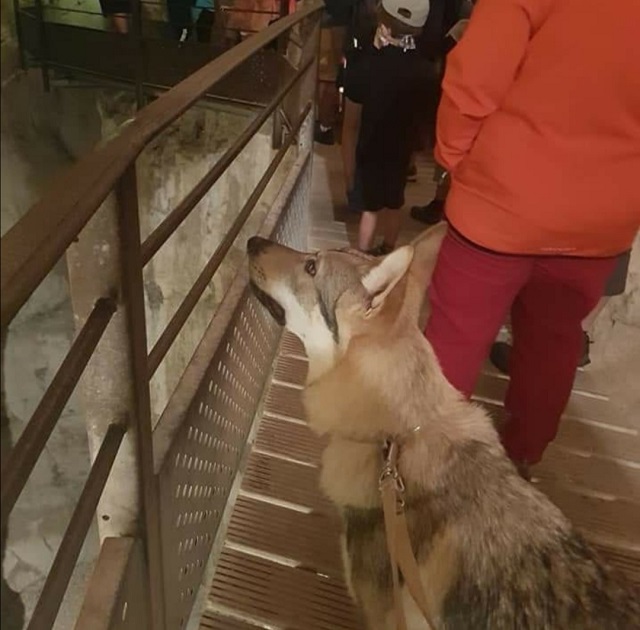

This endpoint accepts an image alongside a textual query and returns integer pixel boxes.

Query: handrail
[27,423,127,630]
[2,6,321,626]
[140,54,315,265]
[0,0,323,330]
[147,100,312,375]
[0,297,117,522]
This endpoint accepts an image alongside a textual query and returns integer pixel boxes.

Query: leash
[379,435,436,630]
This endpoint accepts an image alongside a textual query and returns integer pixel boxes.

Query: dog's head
[247,223,447,364]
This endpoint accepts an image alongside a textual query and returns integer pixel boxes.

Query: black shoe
[406,164,418,182]
[314,122,335,146]
[490,332,592,375]
[489,341,511,375]
[410,198,444,225]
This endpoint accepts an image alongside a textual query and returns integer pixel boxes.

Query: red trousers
[425,230,616,464]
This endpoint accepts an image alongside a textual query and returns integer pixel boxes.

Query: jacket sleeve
[435,0,548,172]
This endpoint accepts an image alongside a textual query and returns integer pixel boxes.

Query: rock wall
[2,58,293,625]
[2,25,103,625]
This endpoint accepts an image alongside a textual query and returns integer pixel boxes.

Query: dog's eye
[304,259,317,277]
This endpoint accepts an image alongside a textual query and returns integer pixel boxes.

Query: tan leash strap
[395,510,435,626]
[380,440,435,630]
[381,478,408,630]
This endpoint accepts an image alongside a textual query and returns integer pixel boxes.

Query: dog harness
[379,432,436,630]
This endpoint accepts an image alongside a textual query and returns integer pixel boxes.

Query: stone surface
[2,56,299,628]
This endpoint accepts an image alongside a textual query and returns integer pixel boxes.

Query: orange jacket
[435,0,640,257]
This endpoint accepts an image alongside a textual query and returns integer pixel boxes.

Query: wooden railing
[0,2,322,627]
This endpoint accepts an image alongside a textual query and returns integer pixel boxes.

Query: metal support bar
[147,100,312,376]
[116,164,166,629]
[27,423,126,630]
[140,55,315,265]
[1,297,117,522]
[33,0,50,90]
[277,0,289,54]
[74,537,149,630]
[131,0,145,109]
[11,0,27,69]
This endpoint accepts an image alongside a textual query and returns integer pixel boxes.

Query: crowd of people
[315,0,639,477]
[100,0,638,474]
[98,0,259,42]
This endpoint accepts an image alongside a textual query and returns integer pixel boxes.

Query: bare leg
[379,208,402,249]
[112,13,129,33]
[341,97,362,192]
[358,211,378,251]
[582,296,609,332]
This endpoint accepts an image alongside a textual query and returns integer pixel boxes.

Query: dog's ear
[409,222,448,287]
[362,246,414,314]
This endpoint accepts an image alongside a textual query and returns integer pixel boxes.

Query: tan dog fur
[247,225,639,630]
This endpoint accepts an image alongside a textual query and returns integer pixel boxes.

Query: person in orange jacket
[423,0,640,479]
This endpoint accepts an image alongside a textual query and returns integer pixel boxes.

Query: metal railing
[13,0,296,107]
[1,1,321,627]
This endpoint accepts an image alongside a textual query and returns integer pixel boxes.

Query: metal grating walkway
[200,330,363,629]
[199,149,640,629]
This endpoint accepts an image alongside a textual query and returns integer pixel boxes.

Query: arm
[435,0,549,172]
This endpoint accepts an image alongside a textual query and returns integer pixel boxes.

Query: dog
[246,225,640,630]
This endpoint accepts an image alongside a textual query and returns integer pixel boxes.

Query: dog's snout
[247,236,271,257]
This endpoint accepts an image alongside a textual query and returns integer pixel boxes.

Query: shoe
[489,341,511,375]
[410,198,445,225]
[367,243,394,256]
[490,332,592,375]
[314,122,335,146]
[406,164,418,182]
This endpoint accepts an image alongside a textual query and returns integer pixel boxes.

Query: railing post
[281,10,320,155]
[277,0,289,54]
[33,0,50,90]
[115,164,165,630]
[131,0,145,109]
[64,180,162,626]
[11,0,27,70]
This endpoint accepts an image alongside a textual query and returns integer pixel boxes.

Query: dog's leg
[357,585,395,630]
[341,533,393,629]
[339,534,356,600]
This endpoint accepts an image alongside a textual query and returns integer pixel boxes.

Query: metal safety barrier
[1,2,322,627]
[12,0,298,107]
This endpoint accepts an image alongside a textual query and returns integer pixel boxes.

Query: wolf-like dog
[246,225,640,630]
